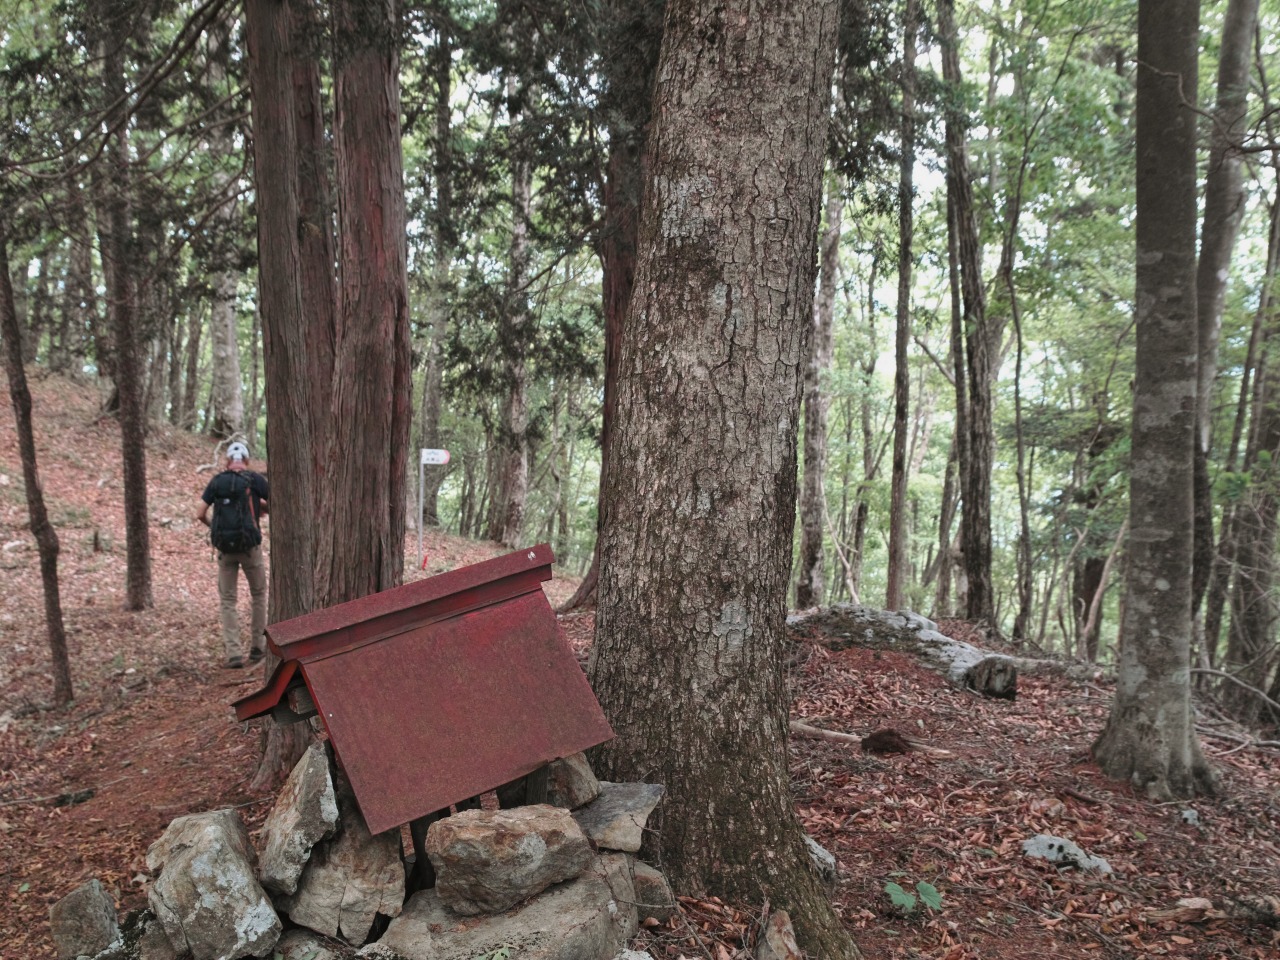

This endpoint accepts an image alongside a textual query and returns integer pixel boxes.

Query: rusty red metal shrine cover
[232,544,613,834]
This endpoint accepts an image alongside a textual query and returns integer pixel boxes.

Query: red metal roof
[232,544,613,834]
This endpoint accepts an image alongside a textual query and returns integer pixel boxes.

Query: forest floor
[1,371,1278,960]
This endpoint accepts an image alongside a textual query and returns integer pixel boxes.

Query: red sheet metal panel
[231,544,613,834]
[305,588,612,834]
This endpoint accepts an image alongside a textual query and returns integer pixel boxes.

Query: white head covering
[226,442,250,462]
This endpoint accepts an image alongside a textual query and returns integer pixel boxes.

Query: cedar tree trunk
[317,0,412,602]
[246,0,317,789]
[100,5,154,610]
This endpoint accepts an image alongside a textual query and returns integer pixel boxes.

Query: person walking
[196,442,269,668]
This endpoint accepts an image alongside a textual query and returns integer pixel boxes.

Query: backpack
[209,471,262,554]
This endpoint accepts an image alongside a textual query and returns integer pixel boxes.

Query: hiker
[195,442,269,668]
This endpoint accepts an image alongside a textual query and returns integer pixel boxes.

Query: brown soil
[2,373,1279,960]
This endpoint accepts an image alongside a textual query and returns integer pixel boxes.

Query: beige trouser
[218,545,268,660]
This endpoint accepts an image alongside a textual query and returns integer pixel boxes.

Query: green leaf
[18,882,30,893]
[1133,830,1147,841]
[916,880,944,911]
[884,881,917,913]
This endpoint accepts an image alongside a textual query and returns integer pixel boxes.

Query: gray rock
[613,953,653,960]
[49,879,121,960]
[631,860,675,922]
[259,741,340,896]
[146,809,281,960]
[596,852,640,943]
[803,835,838,893]
[278,771,404,945]
[755,909,801,960]
[1021,834,1112,874]
[365,857,633,960]
[572,782,665,853]
[135,913,181,960]
[274,928,353,960]
[426,804,594,916]
[547,753,601,809]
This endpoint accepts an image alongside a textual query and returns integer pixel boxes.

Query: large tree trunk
[1192,0,1260,614]
[796,180,841,609]
[1,222,74,705]
[939,0,994,624]
[246,0,316,790]
[1092,0,1216,800]
[589,1,853,955]
[886,0,918,611]
[100,4,153,610]
[316,0,412,602]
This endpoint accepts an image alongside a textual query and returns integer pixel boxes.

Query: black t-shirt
[202,470,269,532]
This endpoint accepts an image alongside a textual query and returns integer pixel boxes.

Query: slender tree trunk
[23,256,49,365]
[166,310,182,425]
[590,1,852,953]
[1092,0,1216,800]
[1225,326,1280,723]
[100,4,153,610]
[886,0,918,611]
[317,0,412,603]
[939,0,994,624]
[208,271,244,437]
[796,180,841,609]
[1192,0,1261,614]
[1204,75,1280,659]
[559,0,662,610]
[486,78,531,549]
[181,306,203,429]
[419,12,453,528]
[246,0,316,790]
[1,223,74,705]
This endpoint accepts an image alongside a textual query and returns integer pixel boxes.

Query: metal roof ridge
[267,543,555,650]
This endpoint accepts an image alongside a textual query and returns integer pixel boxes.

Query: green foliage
[884,879,944,915]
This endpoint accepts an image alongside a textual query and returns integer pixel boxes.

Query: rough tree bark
[1,222,74,705]
[796,180,841,610]
[1092,0,1217,800]
[939,0,994,624]
[100,1,154,610]
[886,0,918,611]
[292,0,338,490]
[1192,0,1260,614]
[316,0,412,602]
[245,0,316,789]
[589,1,854,955]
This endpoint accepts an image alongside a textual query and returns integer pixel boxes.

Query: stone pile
[48,742,675,960]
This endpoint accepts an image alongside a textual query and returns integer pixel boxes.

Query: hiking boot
[248,647,265,664]
[225,655,245,669]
